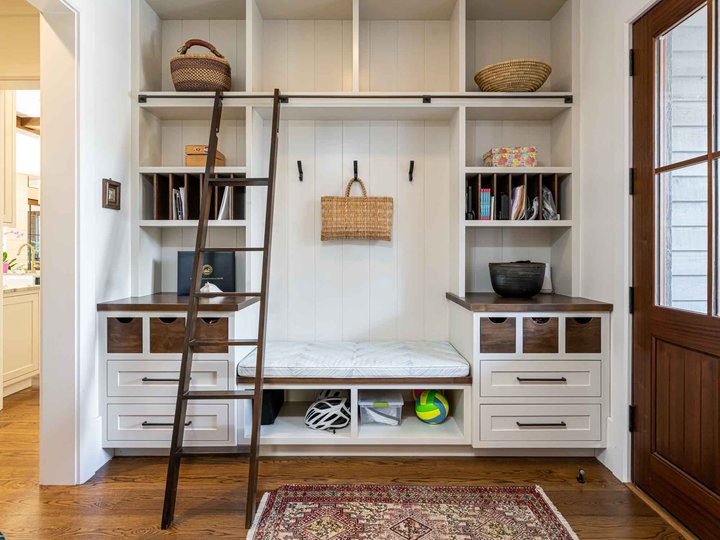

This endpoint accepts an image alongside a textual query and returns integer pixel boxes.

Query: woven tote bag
[321,178,393,241]
[170,39,231,92]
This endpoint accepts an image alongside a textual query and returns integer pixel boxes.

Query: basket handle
[344,177,368,198]
[177,39,226,59]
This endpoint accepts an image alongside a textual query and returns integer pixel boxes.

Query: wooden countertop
[97,293,259,313]
[446,292,613,312]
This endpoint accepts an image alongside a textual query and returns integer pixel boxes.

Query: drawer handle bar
[141,377,192,383]
[142,421,192,427]
[516,377,567,383]
[516,421,567,428]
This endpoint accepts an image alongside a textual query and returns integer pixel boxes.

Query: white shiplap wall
[263,119,451,342]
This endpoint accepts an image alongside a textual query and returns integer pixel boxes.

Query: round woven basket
[170,39,231,92]
[474,59,551,92]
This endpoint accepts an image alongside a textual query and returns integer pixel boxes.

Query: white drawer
[107,360,229,397]
[480,361,601,398]
[479,404,601,442]
[106,403,230,442]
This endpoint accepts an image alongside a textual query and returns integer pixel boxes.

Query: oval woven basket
[170,39,231,92]
[474,59,551,92]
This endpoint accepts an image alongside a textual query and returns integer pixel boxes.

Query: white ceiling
[360,0,457,21]
[256,0,352,20]
[146,0,245,20]
[466,0,567,21]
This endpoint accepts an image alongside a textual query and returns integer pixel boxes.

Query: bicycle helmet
[305,397,351,431]
[317,389,349,400]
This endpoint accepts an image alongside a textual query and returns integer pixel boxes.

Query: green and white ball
[415,390,449,424]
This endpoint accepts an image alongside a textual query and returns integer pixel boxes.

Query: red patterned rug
[247,484,578,539]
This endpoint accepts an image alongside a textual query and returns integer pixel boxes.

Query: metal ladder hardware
[161,89,282,531]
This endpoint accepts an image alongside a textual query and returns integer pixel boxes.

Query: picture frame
[102,178,121,210]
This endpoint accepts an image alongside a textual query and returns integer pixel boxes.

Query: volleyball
[415,390,449,424]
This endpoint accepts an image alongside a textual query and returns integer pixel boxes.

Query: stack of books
[479,188,495,220]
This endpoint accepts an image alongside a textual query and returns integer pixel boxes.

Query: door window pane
[656,164,708,314]
[657,5,708,167]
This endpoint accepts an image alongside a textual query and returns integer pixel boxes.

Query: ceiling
[466,0,567,21]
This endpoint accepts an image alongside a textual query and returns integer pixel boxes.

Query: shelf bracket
[564,96,573,104]
[279,96,289,104]
[138,95,147,104]
[422,96,432,104]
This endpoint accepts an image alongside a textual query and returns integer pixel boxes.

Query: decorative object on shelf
[465,185,475,220]
[359,390,404,426]
[542,186,560,220]
[102,178,121,210]
[474,59,552,92]
[511,185,526,220]
[321,175,393,241]
[185,145,226,167]
[541,264,554,294]
[415,390,449,425]
[170,39,231,92]
[483,146,537,167]
[489,261,546,298]
[305,395,351,431]
[177,251,236,296]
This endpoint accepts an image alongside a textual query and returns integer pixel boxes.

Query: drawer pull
[141,376,191,383]
[516,377,567,383]
[142,420,192,427]
[516,421,567,428]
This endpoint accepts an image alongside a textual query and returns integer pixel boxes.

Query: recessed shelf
[139,167,247,175]
[465,220,572,228]
[357,409,465,445]
[261,402,353,443]
[466,167,572,175]
[465,104,572,121]
[139,220,247,228]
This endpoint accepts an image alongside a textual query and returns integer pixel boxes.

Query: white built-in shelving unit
[129,0,580,449]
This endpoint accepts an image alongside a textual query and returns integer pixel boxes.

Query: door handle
[141,421,192,427]
[516,421,567,428]
[516,377,567,383]
[141,377,191,383]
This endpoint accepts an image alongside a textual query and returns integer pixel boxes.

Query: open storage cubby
[465,0,573,93]
[136,0,246,92]
[358,0,462,92]
[141,172,246,221]
[250,0,353,92]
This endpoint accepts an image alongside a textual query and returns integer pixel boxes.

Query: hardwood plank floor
[0,387,684,539]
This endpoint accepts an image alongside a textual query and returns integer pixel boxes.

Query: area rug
[247,484,578,539]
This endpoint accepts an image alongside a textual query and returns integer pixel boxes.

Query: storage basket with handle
[170,39,231,92]
[321,178,393,241]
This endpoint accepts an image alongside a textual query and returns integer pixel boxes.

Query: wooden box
[479,317,516,353]
[184,145,226,167]
[523,317,559,354]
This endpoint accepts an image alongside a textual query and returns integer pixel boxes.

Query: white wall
[35,0,131,484]
[578,0,657,482]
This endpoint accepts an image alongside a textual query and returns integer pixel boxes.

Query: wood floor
[0,387,684,539]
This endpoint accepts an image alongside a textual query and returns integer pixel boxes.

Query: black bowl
[489,262,546,298]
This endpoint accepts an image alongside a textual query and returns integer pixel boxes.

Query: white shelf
[465,220,572,228]
[261,402,353,444]
[466,167,572,175]
[357,411,466,445]
[139,220,247,228]
[139,167,247,175]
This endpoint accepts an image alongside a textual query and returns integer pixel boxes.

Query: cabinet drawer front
[565,317,602,354]
[107,317,143,354]
[479,317,516,353]
[107,403,229,442]
[480,361,601,397]
[522,317,559,353]
[107,360,229,397]
[479,404,601,442]
[150,317,229,354]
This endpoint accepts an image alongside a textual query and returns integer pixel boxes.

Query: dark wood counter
[98,293,259,313]
[446,292,613,313]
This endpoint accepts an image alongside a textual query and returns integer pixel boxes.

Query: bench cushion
[237,341,470,379]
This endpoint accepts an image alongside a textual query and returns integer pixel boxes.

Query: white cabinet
[2,287,40,396]
[2,91,16,227]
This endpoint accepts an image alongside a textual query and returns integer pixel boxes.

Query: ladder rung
[190,338,259,347]
[201,247,265,253]
[195,292,262,298]
[184,390,255,400]
[177,445,250,457]
[209,177,269,187]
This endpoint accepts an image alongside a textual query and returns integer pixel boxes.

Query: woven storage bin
[474,59,551,92]
[321,178,393,241]
[170,39,231,92]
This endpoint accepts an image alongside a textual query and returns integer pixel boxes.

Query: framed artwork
[102,178,121,210]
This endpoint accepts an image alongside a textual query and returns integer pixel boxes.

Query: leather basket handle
[177,39,225,59]
[344,177,368,197]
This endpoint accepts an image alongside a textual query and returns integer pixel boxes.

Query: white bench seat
[236,341,470,379]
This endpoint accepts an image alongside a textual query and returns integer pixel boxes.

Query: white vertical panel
[161,20,182,91]
[474,21,502,73]
[358,21,370,91]
[397,22,425,92]
[465,119,477,166]
[268,120,289,339]
[527,21,552,90]
[287,21,316,91]
[465,21,476,91]
[236,20,247,91]
[161,120,182,166]
[424,21,451,91]
[315,21,343,91]
[209,20,239,91]
[262,20,288,92]
[500,21,530,60]
[368,121,398,340]
[218,120,239,166]
[424,121,450,340]
[396,122,425,339]
[287,120,316,339]
[314,121,343,340]
[341,121,371,341]
[369,21,398,91]
[160,229,183,291]
[343,20,354,92]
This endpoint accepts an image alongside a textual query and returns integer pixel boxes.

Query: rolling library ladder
[161,89,281,530]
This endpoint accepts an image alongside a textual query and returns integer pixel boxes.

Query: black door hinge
[629,286,635,314]
[629,405,636,432]
[629,168,635,195]
[629,49,635,77]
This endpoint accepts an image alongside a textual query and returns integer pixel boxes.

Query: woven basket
[474,59,551,92]
[321,178,393,241]
[170,39,231,92]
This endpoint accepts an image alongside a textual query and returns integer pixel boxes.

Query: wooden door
[633,1,720,538]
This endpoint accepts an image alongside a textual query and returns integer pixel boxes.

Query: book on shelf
[511,185,526,221]
[172,188,184,220]
[218,187,231,220]
[479,188,491,220]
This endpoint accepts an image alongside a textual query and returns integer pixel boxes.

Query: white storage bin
[358,390,404,426]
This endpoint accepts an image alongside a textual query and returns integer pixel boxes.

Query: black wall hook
[297,160,303,182]
[353,160,358,181]
[409,160,415,182]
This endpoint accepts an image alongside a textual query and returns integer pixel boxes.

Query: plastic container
[358,390,404,426]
